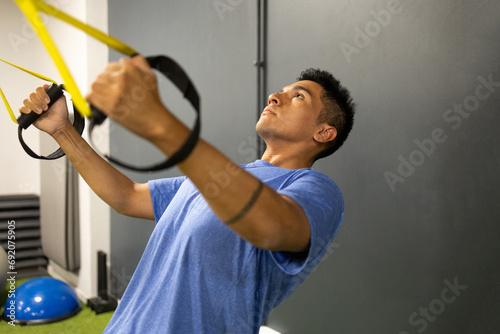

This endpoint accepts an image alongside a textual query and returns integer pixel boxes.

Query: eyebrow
[279,85,312,97]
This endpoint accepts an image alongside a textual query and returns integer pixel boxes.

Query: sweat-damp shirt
[103,159,344,334]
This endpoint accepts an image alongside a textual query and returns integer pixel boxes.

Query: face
[256,80,325,145]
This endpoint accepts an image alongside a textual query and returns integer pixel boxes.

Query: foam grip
[17,84,64,129]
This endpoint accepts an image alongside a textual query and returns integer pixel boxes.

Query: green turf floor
[0,276,113,333]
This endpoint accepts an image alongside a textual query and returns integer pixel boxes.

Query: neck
[260,146,315,169]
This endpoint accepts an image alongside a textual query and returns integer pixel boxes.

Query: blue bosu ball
[2,276,82,325]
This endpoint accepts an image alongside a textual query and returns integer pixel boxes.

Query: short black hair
[297,68,355,161]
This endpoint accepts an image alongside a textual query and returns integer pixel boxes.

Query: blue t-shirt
[104,160,344,334]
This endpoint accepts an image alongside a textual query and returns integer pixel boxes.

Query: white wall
[0,0,46,195]
[0,0,111,300]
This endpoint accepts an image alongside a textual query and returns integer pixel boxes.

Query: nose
[267,92,281,106]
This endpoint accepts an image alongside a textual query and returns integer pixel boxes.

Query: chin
[255,121,268,137]
[257,119,287,142]
[256,127,277,143]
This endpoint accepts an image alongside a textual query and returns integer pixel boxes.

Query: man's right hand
[19,84,71,137]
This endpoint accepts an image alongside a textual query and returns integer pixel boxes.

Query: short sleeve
[148,176,187,222]
[270,170,344,275]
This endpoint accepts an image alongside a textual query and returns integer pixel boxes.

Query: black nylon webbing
[18,55,200,172]
[88,55,201,172]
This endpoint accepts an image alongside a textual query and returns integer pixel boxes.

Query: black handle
[17,84,64,129]
[90,105,107,126]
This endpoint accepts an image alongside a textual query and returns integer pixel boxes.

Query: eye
[294,93,304,99]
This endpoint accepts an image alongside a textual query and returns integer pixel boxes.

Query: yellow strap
[0,57,59,124]
[12,0,139,118]
[0,58,58,84]
[34,0,138,56]
[0,88,18,124]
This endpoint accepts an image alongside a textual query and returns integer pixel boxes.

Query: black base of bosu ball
[87,251,118,314]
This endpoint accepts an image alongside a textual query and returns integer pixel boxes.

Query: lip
[262,107,276,115]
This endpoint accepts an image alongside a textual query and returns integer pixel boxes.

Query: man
[21,56,355,333]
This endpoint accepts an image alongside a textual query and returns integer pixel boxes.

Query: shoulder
[278,168,343,222]
[283,168,342,198]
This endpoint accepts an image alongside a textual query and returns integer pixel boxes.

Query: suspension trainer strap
[0,58,84,160]
[13,0,139,117]
[88,55,201,172]
[0,56,58,124]
[10,0,200,170]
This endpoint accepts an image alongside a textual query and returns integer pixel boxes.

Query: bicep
[278,195,311,252]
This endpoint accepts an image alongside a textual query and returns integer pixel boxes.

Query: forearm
[52,122,153,219]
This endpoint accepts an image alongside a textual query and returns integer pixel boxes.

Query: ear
[313,125,337,144]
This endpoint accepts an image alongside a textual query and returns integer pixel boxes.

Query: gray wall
[107,0,258,297]
[265,1,500,333]
[108,0,500,333]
